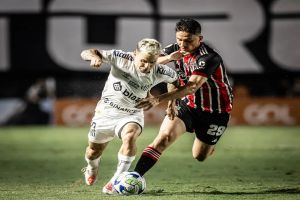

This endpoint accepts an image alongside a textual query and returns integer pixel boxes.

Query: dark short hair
[175,18,201,35]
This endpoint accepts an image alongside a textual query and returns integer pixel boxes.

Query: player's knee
[193,153,208,162]
[121,124,140,142]
[122,130,138,145]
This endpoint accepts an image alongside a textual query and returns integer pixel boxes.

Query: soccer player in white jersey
[80,38,178,194]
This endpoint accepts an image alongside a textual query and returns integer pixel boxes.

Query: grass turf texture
[0,126,299,200]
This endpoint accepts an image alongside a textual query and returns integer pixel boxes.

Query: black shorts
[176,100,230,145]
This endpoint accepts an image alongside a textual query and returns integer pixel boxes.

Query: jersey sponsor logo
[184,62,205,72]
[128,80,139,89]
[120,73,149,91]
[103,98,140,114]
[113,50,133,61]
[157,66,176,78]
[122,89,142,102]
[113,81,143,102]
[141,84,152,91]
[121,72,131,79]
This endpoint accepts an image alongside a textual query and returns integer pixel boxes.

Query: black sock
[134,146,161,176]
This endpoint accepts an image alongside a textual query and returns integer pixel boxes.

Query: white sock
[110,153,135,182]
[85,155,101,169]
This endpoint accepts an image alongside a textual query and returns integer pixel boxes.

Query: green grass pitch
[0,126,299,200]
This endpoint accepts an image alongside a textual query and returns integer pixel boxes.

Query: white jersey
[95,49,178,116]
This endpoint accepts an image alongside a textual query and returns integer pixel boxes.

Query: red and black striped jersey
[162,43,233,113]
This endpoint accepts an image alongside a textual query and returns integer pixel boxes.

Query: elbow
[185,82,199,94]
[80,50,89,60]
[188,86,197,94]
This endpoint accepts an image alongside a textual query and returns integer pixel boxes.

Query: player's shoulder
[198,43,222,62]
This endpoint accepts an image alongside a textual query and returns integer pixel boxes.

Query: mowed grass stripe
[0,126,299,200]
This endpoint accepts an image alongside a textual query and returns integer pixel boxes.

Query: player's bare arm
[135,75,207,111]
[135,80,178,111]
[165,83,178,120]
[157,50,184,64]
[80,48,103,68]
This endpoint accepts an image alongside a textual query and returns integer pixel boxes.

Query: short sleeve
[192,53,221,77]
[162,43,180,56]
[101,50,116,64]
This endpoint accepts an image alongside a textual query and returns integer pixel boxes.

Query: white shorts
[88,110,144,144]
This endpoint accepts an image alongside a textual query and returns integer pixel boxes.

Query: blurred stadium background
[0,0,300,127]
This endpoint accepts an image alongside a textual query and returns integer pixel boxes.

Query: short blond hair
[136,38,161,56]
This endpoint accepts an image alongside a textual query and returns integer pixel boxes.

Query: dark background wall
[0,0,299,98]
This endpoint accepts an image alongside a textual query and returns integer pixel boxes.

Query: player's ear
[199,35,203,41]
[133,50,137,56]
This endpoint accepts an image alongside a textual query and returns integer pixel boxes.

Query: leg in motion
[83,142,108,186]
[191,113,229,161]
[102,122,141,194]
[134,117,186,176]
[192,138,215,162]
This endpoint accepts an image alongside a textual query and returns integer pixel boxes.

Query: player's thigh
[192,112,229,160]
[151,116,186,151]
[88,119,115,144]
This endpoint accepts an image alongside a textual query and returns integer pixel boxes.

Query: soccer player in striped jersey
[80,38,178,194]
[134,18,233,177]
